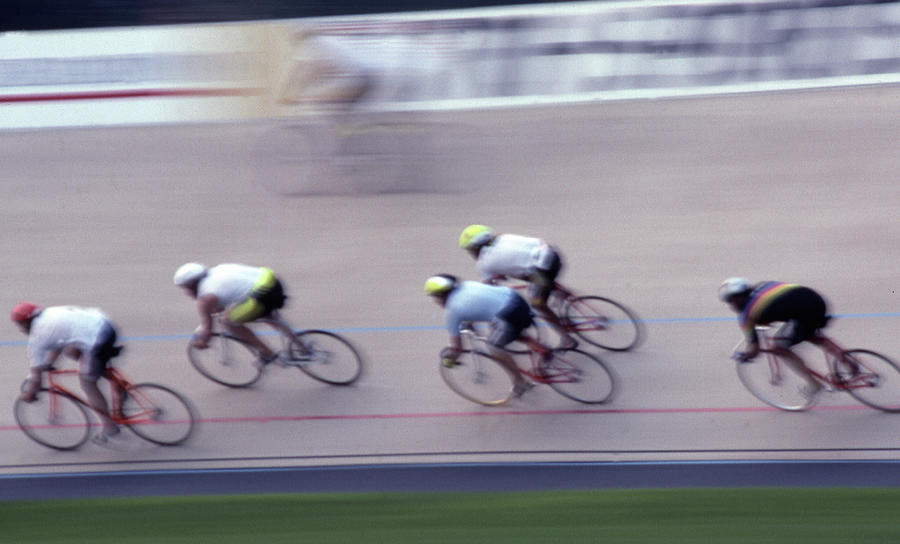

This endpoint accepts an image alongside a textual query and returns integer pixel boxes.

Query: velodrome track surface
[0,86,899,497]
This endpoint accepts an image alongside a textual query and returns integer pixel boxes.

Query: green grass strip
[2,488,900,543]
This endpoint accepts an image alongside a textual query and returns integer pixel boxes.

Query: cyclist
[719,277,831,397]
[173,262,289,365]
[458,225,576,349]
[425,274,535,397]
[11,302,124,443]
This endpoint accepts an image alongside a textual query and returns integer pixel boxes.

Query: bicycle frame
[460,326,577,385]
[754,327,868,392]
[45,368,156,425]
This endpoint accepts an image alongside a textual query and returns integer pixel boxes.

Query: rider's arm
[195,294,220,339]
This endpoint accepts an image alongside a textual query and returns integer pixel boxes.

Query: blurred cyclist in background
[425,274,535,397]
[719,277,831,397]
[174,263,288,365]
[459,225,576,349]
[11,302,124,443]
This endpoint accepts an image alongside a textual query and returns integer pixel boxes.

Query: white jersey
[27,306,111,369]
[476,234,554,280]
[444,281,517,335]
[197,264,265,310]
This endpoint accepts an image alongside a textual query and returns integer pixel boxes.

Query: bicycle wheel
[735,349,816,411]
[14,388,91,451]
[562,296,644,351]
[289,330,363,385]
[439,350,517,406]
[545,349,616,404]
[188,332,263,388]
[122,383,196,446]
[838,350,900,412]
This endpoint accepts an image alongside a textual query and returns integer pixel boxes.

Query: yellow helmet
[458,225,494,250]
[424,274,457,296]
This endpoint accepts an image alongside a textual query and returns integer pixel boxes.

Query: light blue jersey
[444,281,517,335]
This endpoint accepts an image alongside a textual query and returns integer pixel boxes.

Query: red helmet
[11,302,42,323]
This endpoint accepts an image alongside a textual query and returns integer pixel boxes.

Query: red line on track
[0,404,870,432]
[198,403,869,425]
[0,88,261,103]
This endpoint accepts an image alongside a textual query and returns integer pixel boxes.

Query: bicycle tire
[122,383,197,446]
[187,332,263,388]
[839,349,900,413]
[289,330,363,385]
[14,388,91,451]
[735,349,816,411]
[545,348,616,404]
[562,295,644,351]
[439,349,516,406]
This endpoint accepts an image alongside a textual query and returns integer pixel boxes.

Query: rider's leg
[774,321,822,395]
[80,373,118,435]
[222,320,277,360]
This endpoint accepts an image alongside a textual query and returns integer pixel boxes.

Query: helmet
[718,277,752,302]
[11,302,42,323]
[424,274,457,296]
[173,262,208,287]
[459,225,494,250]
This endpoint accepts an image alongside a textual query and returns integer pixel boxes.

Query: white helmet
[718,277,751,302]
[174,262,208,287]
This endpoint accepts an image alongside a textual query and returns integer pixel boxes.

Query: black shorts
[487,293,534,347]
[529,247,563,306]
[84,322,119,380]
[766,287,829,348]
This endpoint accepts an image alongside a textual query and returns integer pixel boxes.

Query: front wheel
[439,350,516,406]
[545,349,616,404]
[839,350,900,413]
[187,333,263,388]
[562,296,644,351]
[14,388,92,450]
[289,330,363,385]
[122,383,197,446]
[736,349,816,411]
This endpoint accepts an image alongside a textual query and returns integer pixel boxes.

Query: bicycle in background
[504,280,644,352]
[439,324,616,406]
[734,325,900,412]
[187,311,363,388]
[14,368,196,451]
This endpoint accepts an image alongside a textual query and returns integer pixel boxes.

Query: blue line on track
[0,312,896,347]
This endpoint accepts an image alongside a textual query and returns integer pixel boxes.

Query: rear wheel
[14,388,91,450]
[545,349,616,404]
[736,349,816,411]
[562,296,643,351]
[188,333,263,388]
[439,350,516,406]
[289,330,363,385]
[122,383,197,446]
[839,350,900,412]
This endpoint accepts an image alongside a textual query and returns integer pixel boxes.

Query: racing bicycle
[439,325,616,406]
[14,368,197,451]
[504,279,644,352]
[734,325,900,412]
[187,311,363,388]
